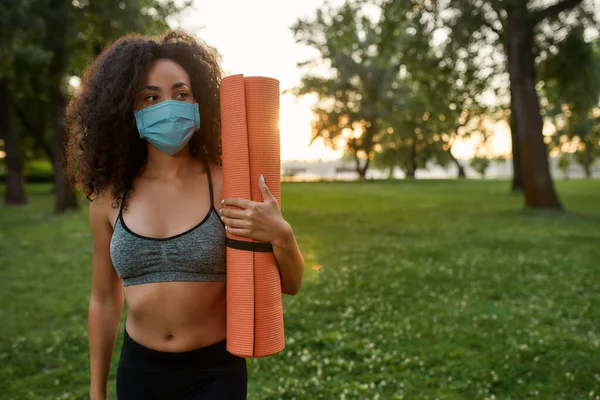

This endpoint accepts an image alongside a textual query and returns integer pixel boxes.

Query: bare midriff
[123,280,226,352]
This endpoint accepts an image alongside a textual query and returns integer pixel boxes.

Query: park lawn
[1,179,599,400]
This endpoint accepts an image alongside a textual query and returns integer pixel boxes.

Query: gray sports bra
[109,162,226,286]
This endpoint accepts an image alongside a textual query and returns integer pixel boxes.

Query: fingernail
[221,199,224,204]
[225,225,228,230]
[219,208,222,214]
[260,174,265,183]
[220,216,224,221]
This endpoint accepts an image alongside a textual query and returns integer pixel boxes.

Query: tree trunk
[406,136,417,179]
[509,96,524,192]
[46,0,79,214]
[505,7,562,210]
[0,80,27,205]
[387,166,394,179]
[354,152,368,179]
[50,87,79,213]
[582,140,592,178]
[354,124,374,180]
[356,123,376,180]
[448,148,466,178]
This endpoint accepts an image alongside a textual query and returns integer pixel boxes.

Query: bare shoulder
[89,184,120,231]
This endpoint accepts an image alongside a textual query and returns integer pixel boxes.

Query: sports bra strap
[205,159,214,208]
[114,188,128,227]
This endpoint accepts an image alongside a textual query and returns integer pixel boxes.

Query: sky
[173,0,513,162]
[174,0,348,162]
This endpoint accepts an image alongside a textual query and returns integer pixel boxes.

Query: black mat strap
[226,237,274,253]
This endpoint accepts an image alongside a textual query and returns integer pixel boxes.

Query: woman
[66,29,305,399]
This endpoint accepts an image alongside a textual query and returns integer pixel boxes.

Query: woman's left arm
[220,175,305,295]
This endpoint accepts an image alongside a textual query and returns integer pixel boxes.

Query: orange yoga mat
[220,74,284,358]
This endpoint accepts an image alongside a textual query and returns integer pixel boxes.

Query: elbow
[282,283,301,296]
[89,284,124,309]
[278,252,305,296]
[282,267,304,296]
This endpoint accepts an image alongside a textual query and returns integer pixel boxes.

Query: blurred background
[1,0,599,205]
[1,0,599,399]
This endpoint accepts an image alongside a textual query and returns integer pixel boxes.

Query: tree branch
[532,0,584,24]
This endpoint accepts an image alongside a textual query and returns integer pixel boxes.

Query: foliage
[380,0,496,178]
[540,27,600,175]
[378,0,596,205]
[557,152,572,179]
[1,0,191,168]
[469,156,491,178]
[290,1,404,177]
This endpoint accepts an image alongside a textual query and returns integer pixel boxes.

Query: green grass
[1,180,599,399]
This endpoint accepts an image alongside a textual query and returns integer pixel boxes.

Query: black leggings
[116,328,247,399]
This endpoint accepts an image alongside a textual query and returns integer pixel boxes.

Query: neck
[142,144,199,180]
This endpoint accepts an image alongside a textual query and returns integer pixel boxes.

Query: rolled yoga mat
[220,74,284,358]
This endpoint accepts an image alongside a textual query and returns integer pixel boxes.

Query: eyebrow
[143,82,189,91]
[172,82,188,89]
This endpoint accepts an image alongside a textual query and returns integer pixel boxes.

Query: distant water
[280,158,600,181]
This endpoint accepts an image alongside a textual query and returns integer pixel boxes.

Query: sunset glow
[179,0,514,162]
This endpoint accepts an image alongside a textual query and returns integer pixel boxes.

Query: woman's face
[133,58,195,112]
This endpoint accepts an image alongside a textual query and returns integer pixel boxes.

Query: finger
[225,226,251,237]
[219,207,248,220]
[259,175,277,202]
[222,215,251,229]
[223,197,254,209]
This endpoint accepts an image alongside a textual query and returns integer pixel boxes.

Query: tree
[0,79,26,204]
[290,1,402,179]
[4,0,189,213]
[42,0,80,213]
[293,1,493,180]
[0,0,48,205]
[557,152,572,179]
[380,1,496,180]
[375,115,444,179]
[386,0,596,209]
[540,26,600,178]
[470,156,491,178]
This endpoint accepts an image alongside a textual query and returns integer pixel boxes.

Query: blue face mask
[134,100,201,156]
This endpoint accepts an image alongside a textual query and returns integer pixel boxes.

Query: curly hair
[66,29,223,208]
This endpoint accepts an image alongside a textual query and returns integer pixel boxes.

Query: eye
[175,92,188,100]
[144,95,158,102]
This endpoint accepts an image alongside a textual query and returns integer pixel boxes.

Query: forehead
[145,58,191,86]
